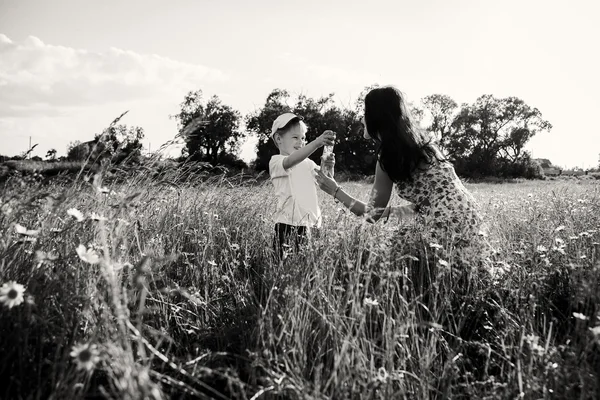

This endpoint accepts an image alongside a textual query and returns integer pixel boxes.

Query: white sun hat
[271,113,303,138]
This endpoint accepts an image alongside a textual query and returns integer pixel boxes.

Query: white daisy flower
[364,297,379,307]
[0,281,26,309]
[67,208,85,222]
[14,223,39,236]
[572,312,588,320]
[70,343,101,371]
[76,245,100,264]
[90,212,107,222]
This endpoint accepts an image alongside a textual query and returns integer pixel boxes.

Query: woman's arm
[316,161,401,223]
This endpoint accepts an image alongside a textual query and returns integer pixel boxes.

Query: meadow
[1,165,599,399]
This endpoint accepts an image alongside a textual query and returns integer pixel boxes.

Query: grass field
[1,168,599,399]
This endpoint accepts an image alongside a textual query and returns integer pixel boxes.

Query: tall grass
[1,166,599,399]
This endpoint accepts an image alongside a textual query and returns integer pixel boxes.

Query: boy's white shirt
[269,154,322,228]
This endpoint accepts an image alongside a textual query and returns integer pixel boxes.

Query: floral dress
[395,160,491,265]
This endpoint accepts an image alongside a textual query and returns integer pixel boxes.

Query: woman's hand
[314,168,339,197]
[321,153,335,176]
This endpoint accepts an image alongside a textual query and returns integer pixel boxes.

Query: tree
[246,88,376,174]
[245,89,292,171]
[420,94,459,153]
[172,90,245,166]
[45,148,57,161]
[449,95,552,177]
[66,124,145,163]
[66,140,86,161]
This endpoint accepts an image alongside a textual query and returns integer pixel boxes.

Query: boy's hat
[271,113,303,138]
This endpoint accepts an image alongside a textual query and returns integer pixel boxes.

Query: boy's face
[275,124,306,155]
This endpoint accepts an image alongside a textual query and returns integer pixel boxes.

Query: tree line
[175,85,553,179]
[1,85,555,179]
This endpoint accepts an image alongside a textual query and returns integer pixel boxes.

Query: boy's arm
[282,140,321,170]
[282,130,335,170]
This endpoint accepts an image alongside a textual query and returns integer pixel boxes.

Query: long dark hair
[364,86,444,183]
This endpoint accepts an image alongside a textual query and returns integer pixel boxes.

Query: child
[269,112,335,258]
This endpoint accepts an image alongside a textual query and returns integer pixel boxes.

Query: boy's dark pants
[273,223,308,259]
[251,223,308,305]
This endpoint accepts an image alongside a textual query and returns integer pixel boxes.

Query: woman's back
[395,159,484,245]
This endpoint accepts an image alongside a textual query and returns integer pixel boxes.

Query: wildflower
[90,212,107,222]
[573,312,589,320]
[429,242,443,250]
[14,223,39,237]
[67,208,85,222]
[525,334,545,355]
[589,326,600,336]
[230,243,240,251]
[438,259,450,267]
[376,367,389,383]
[554,225,566,232]
[76,245,100,264]
[364,297,379,307]
[70,343,101,371]
[536,245,548,253]
[1,202,13,216]
[35,250,59,267]
[0,281,26,309]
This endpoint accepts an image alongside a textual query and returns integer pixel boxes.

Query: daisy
[67,208,85,222]
[14,223,39,236]
[438,259,450,267]
[90,212,107,222]
[0,281,26,309]
[35,250,59,267]
[573,312,588,320]
[76,245,100,264]
[70,343,101,371]
[364,297,379,307]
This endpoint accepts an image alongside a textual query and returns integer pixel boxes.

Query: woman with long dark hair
[315,86,487,259]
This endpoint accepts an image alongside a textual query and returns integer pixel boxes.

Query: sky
[0,0,598,169]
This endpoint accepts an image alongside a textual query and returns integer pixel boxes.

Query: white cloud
[276,52,379,86]
[0,34,228,117]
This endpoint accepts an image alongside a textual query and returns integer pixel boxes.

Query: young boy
[269,112,335,258]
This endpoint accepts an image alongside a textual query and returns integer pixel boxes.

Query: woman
[315,86,488,263]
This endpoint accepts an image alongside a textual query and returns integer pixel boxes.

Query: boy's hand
[316,130,336,147]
